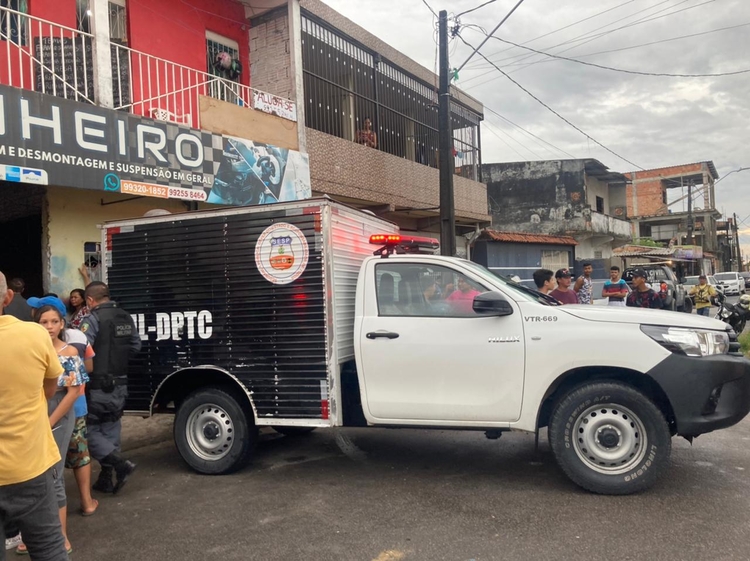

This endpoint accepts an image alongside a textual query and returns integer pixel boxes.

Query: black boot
[93,465,114,493]
[103,453,137,495]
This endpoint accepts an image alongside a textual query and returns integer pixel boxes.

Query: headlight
[641,325,729,357]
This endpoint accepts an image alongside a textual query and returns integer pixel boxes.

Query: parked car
[740,272,750,292]
[623,265,691,312]
[683,275,724,305]
[714,272,745,296]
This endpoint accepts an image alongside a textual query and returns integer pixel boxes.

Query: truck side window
[375,263,487,318]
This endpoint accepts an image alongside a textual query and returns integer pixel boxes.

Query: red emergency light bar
[369,233,440,256]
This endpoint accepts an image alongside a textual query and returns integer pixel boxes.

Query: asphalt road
[64,414,750,561]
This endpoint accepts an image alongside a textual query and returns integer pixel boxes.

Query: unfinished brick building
[626,162,720,256]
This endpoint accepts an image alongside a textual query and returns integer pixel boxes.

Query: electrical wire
[482,36,750,77]
[465,0,705,74]
[466,0,637,68]
[482,121,532,160]
[456,33,644,170]
[464,20,749,89]
[421,0,438,19]
[455,0,526,72]
[455,0,498,19]
[485,107,577,159]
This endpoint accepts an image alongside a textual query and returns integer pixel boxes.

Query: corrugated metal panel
[106,204,328,419]
[328,207,398,363]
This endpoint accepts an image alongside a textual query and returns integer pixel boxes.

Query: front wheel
[174,387,257,475]
[548,382,671,495]
[680,298,693,314]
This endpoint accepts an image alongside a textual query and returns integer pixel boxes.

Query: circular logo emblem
[103,173,121,192]
[255,222,309,285]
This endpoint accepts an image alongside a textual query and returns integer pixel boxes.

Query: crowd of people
[532,263,667,309]
[1,270,141,560]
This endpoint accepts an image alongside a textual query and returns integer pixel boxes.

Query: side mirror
[473,292,513,316]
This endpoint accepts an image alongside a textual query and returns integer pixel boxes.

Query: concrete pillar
[288,0,306,152]
[90,0,113,108]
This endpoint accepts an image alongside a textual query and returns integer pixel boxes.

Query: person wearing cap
[626,268,663,309]
[689,274,716,317]
[549,268,579,305]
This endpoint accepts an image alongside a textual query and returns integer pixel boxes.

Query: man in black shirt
[626,268,663,309]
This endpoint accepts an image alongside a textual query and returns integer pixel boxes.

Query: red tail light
[660,282,668,292]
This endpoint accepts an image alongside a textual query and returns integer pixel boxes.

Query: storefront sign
[674,245,703,260]
[252,90,297,122]
[0,85,311,205]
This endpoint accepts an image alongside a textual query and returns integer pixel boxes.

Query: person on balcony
[356,117,377,149]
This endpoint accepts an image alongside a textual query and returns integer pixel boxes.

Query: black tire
[548,382,671,495]
[273,427,317,437]
[174,387,257,475]
[680,297,693,314]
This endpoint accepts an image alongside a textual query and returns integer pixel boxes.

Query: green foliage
[740,331,750,357]
[634,238,665,248]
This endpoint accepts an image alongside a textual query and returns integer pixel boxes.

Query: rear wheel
[548,382,671,495]
[680,297,693,314]
[174,387,257,475]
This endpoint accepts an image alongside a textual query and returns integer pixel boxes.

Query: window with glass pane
[375,263,487,318]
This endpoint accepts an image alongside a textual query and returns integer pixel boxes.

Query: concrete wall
[306,128,488,222]
[44,186,193,296]
[483,160,587,234]
[249,8,293,100]
[585,175,610,213]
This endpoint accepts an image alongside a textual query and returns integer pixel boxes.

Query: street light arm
[715,167,750,184]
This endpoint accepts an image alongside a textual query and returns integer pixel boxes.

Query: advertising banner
[0,85,311,205]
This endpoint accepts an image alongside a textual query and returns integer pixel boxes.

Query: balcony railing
[1,4,297,128]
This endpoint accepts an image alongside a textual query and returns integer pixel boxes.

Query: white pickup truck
[101,199,750,495]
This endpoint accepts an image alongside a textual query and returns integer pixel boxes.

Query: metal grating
[107,208,328,418]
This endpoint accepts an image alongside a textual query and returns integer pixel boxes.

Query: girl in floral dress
[17,301,89,556]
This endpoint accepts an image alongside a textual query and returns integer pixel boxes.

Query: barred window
[1,0,28,46]
[301,14,481,181]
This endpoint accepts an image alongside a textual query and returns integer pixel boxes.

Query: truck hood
[560,305,728,330]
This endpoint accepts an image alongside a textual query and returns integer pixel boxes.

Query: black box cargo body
[101,199,397,426]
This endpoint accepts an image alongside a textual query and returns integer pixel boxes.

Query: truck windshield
[458,260,560,306]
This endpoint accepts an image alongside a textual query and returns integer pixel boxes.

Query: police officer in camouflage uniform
[80,282,141,494]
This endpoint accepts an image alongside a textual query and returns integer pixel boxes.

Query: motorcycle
[714,293,750,334]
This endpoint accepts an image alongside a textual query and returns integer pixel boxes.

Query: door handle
[366,331,400,340]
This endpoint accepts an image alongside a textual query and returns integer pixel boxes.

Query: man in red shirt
[549,268,579,305]
[446,276,481,315]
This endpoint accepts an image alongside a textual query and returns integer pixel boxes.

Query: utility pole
[685,181,694,245]
[438,10,456,256]
[733,212,741,271]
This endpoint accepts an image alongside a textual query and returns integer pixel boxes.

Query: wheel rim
[185,403,235,461]
[572,404,647,475]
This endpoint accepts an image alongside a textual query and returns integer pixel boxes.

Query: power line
[465,0,637,68]
[421,0,438,19]
[483,36,750,77]
[485,107,577,159]
[464,20,749,89]
[455,0,497,19]
[455,0,526,72]
[465,0,710,78]
[465,0,682,70]
[457,33,644,170]
[482,120,535,160]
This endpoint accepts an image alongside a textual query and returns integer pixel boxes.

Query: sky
[321,0,750,265]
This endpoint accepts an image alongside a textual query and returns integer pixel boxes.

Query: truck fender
[149,365,258,422]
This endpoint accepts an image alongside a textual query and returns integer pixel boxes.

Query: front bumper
[647,353,750,436]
